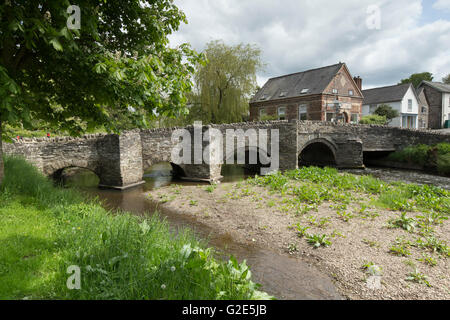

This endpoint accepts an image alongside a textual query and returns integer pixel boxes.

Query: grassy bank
[387,143,450,175]
[0,156,272,300]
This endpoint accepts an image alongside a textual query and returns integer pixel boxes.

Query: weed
[387,212,417,232]
[406,269,431,287]
[266,200,276,208]
[418,254,438,267]
[295,224,310,238]
[416,236,450,257]
[336,210,354,222]
[204,184,217,193]
[189,199,198,206]
[390,238,412,256]
[306,234,331,248]
[286,243,298,255]
[361,262,383,276]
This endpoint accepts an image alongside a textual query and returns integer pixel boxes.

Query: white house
[362,83,420,129]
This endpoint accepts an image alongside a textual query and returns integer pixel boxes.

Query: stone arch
[46,160,101,186]
[221,145,271,175]
[298,138,337,167]
[143,159,186,179]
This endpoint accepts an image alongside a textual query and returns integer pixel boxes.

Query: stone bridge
[3,121,449,189]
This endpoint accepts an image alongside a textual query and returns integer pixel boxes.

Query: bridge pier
[97,131,146,190]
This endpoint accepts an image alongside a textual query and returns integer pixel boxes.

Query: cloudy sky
[169,0,450,89]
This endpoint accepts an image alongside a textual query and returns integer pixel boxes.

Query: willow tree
[192,40,264,124]
[0,0,201,185]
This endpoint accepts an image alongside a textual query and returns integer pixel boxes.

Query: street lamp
[333,99,342,123]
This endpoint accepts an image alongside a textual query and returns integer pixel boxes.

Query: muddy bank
[148,182,450,300]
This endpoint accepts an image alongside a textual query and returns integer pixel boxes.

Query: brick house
[249,63,364,123]
[417,81,450,129]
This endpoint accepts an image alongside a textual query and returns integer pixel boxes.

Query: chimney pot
[353,76,362,90]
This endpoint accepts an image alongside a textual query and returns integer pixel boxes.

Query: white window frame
[298,104,307,120]
[277,107,286,120]
[348,89,354,96]
[408,99,413,112]
[259,108,266,119]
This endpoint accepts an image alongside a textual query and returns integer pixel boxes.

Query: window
[278,107,286,120]
[408,99,413,112]
[369,104,378,113]
[260,94,268,101]
[332,88,338,94]
[326,113,334,122]
[279,91,288,97]
[421,107,427,113]
[402,115,416,128]
[259,108,266,119]
[350,113,358,124]
[298,104,307,120]
[348,90,354,96]
[300,88,309,94]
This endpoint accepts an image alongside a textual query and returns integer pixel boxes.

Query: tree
[0,1,201,185]
[190,40,264,124]
[374,104,399,123]
[399,72,433,88]
[443,74,450,85]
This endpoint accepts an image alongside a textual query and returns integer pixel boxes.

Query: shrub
[359,115,387,125]
[437,153,450,175]
[387,144,431,166]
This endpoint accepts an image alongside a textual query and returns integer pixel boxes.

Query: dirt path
[147,181,450,300]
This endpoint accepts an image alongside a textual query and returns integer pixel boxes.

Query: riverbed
[63,164,450,300]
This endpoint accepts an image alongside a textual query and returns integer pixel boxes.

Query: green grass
[0,156,272,300]
[247,167,450,215]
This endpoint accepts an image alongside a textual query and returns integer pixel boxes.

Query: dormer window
[300,88,309,94]
[260,94,268,100]
[279,91,288,97]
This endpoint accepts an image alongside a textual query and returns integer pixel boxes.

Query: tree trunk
[0,118,3,187]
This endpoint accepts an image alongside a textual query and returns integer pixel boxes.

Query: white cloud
[433,0,450,11]
[170,0,450,88]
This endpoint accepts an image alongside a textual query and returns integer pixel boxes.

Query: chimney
[353,76,362,91]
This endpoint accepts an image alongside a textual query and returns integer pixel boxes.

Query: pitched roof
[250,63,344,103]
[416,87,429,106]
[419,81,450,93]
[362,83,411,105]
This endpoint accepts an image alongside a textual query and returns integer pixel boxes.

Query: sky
[168,0,450,89]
